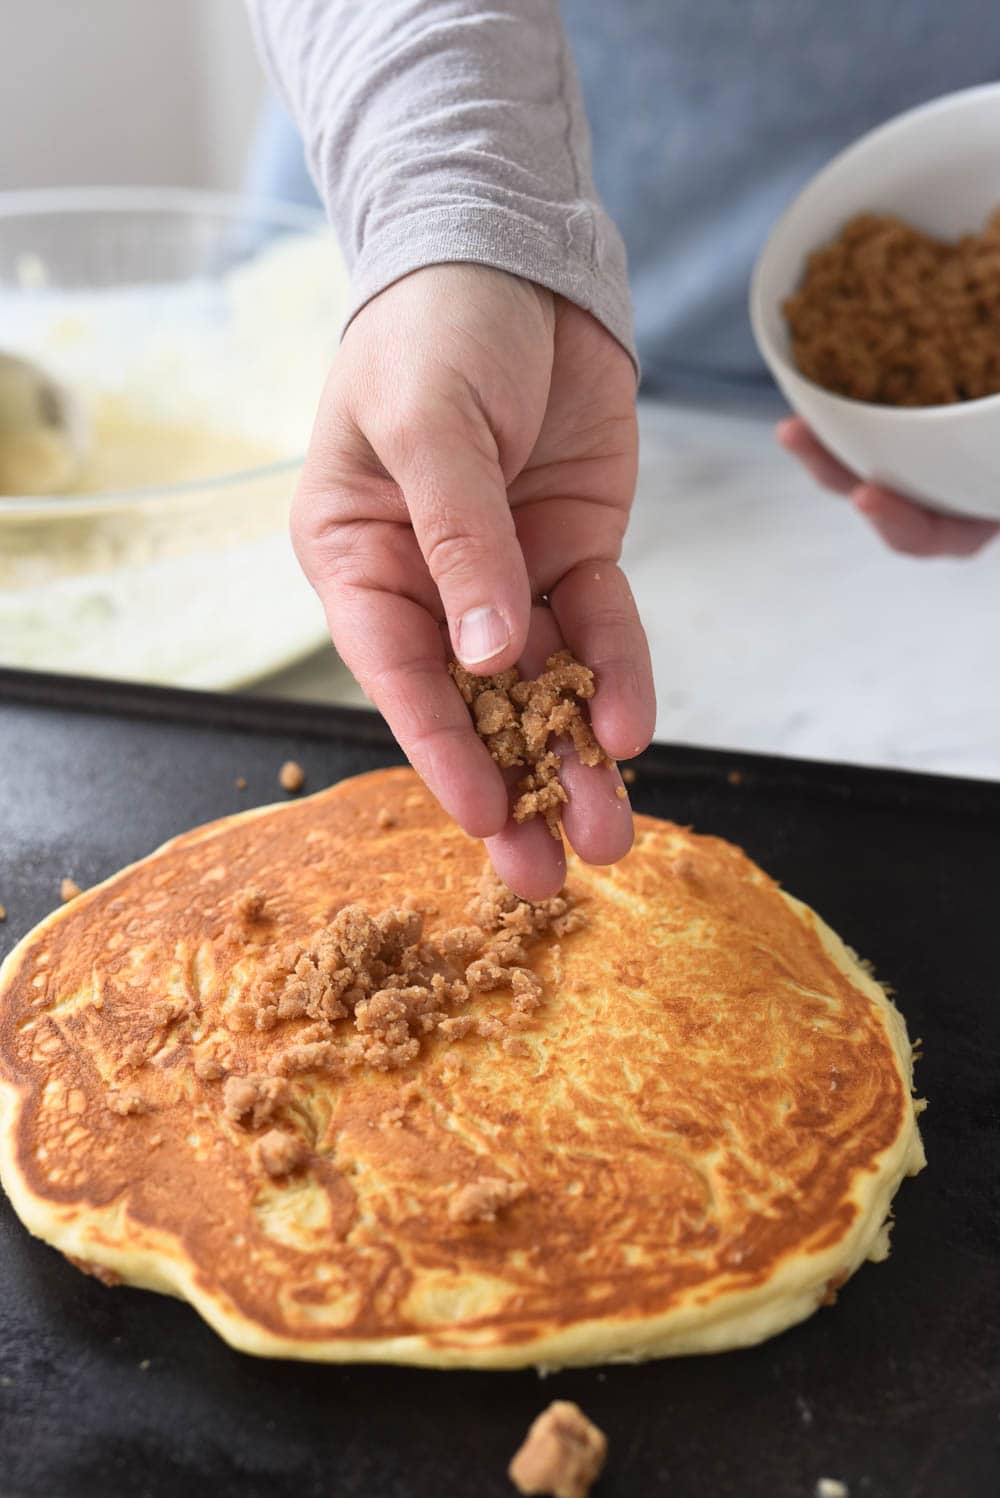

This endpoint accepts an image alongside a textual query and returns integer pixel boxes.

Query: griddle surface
[0,670,997,1498]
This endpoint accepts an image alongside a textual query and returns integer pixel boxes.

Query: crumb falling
[234,776,247,791]
[60,878,81,903]
[449,650,612,839]
[279,761,305,793]
[784,209,1000,406]
[0,903,6,922]
[727,769,744,786]
[622,767,636,785]
[509,1401,608,1498]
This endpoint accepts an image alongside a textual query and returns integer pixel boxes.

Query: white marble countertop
[253,398,1000,781]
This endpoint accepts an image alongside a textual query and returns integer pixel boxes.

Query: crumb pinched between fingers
[449,651,613,839]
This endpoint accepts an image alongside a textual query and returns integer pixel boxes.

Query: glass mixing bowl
[0,188,350,688]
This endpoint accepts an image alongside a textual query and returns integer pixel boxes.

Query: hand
[291,265,654,899]
[777,417,999,557]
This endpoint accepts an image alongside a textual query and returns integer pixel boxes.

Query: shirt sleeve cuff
[343,202,637,372]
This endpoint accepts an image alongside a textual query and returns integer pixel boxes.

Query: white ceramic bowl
[751,83,1000,521]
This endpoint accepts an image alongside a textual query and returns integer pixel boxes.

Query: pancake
[0,768,924,1369]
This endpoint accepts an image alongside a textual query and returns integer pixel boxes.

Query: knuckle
[423,524,483,587]
[368,383,459,470]
[291,510,372,590]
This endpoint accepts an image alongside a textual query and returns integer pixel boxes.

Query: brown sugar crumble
[449,650,612,840]
[509,1401,608,1498]
[105,1090,148,1117]
[376,808,396,829]
[278,760,305,793]
[449,1175,526,1224]
[222,1074,288,1129]
[784,209,1000,406]
[257,1128,308,1178]
[234,887,268,922]
[60,878,82,903]
[193,1055,225,1082]
[218,871,584,1089]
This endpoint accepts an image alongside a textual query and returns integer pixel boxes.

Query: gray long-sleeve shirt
[247,1,634,356]
[247,0,1000,401]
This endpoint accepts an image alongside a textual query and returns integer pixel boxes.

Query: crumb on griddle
[727,769,744,787]
[234,776,247,791]
[278,760,305,793]
[379,1082,419,1129]
[257,1128,308,1177]
[815,1481,850,1498]
[449,1175,526,1224]
[509,1401,608,1498]
[234,887,268,922]
[0,903,6,922]
[193,1054,226,1082]
[449,650,612,840]
[60,878,82,903]
[105,1090,148,1117]
[222,1073,288,1129]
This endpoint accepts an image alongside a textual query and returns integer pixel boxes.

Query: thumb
[392,409,532,673]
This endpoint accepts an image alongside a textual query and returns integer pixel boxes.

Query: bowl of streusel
[751,83,1000,521]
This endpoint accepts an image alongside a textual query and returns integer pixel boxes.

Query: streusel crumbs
[449,650,612,839]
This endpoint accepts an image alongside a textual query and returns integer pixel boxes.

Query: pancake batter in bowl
[66,392,284,496]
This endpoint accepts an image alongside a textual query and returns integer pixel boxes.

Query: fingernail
[457,606,509,665]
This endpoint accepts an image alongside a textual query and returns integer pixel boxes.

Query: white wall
[0,0,265,193]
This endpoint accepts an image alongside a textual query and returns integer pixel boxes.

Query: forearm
[246,0,634,359]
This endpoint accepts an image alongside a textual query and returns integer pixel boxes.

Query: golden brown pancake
[0,768,924,1368]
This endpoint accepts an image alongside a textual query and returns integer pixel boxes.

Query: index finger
[324,578,510,839]
[852,484,1000,558]
[776,417,858,495]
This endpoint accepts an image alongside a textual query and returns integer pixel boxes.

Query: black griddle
[0,668,997,1498]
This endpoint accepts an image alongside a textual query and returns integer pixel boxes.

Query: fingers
[519,606,638,866]
[851,485,1000,558]
[776,416,858,494]
[558,746,634,864]
[386,410,532,676]
[320,574,510,839]
[485,816,567,901]
[778,417,998,557]
[486,745,632,900]
[482,606,636,896]
[549,561,656,760]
